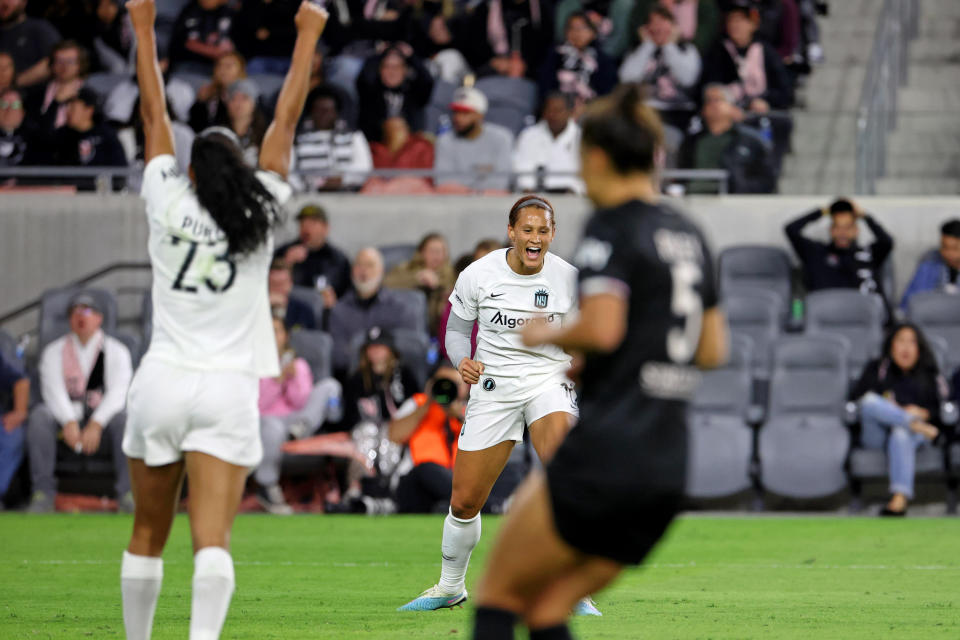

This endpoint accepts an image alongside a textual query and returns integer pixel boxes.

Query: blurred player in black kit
[471,84,731,640]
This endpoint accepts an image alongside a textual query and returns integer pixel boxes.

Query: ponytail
[581,83,664,175]
[190,130,282,257]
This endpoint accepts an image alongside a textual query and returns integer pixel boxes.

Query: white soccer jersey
[139,154,291,378]
[449,248,578,402]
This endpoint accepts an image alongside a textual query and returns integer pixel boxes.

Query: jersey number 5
[170,237,237,293]
[666,261,703,364]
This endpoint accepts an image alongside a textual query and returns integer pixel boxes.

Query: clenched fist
[295,1,330,38]
[126,0,156,32]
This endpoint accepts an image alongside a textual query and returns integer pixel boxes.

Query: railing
[0,167,730,195]
[855,0,919,195]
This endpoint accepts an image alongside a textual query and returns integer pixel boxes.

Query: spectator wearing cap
[679,83,775,194]
[785,198,894,300]
[188,51,246,133]
[233,0,298,75]
[341,326,419,434]
[384,232,455,336]
[433,86,514,193]
[356,43,434,144]
[268,259,317,331]
[24,40,89,136]
[388,361,468,513]
[46,86,127,190]
[26,293,133,513]
[255,315,343,514]
[328,248,424,377]
[168,0,239,75]
[0,349,29,506]
[900,219,960,311]
[0,0,60,87]
[700,0,794,115]
[537,11,618,110]
[512,92,584,195]
[293,86,372,192]
[0,87,43,170]
[275,204,352,308]
[224,78,268,166]
[0,51,14,94]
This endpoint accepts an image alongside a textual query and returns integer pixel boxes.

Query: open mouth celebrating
[525,247,542,261]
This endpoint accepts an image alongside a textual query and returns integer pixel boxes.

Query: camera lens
[431,378,458,406]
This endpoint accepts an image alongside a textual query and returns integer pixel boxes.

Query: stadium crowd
[0,0,828,194]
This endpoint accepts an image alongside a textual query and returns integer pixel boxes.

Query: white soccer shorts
[123,358,262,468]
[457,381,579,452]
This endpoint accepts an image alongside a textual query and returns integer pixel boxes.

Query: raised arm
[127,0,175,163]
[259,2,329,179]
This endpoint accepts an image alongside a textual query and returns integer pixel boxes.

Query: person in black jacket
[679,83,775,193]
[784,198,893,299]
[47,86,127,190]
[851,323,947,516]
[355,43,433,143]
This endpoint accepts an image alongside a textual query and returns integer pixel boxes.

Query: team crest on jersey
[482,378,496,391]
[534,289,549,308]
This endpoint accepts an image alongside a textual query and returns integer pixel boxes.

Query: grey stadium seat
[475,76,538,117]
[424,79,457,135]
[758,334,851,499]
[38,287,118,352]
[0,329,19,366]
[85,73,129,99]
[289,329,333,382]
[379,244,417,273]
[908,291,960,374]
[289,285,325,329]
[386,288,429,337]
[927,334,950,374]
[724,286,783,379]
[805,289,885,380]
[718,245,793,313]
[686,334,756,499]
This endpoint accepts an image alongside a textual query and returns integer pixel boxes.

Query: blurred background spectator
[784,198,893,300]
[629,0,721,55]
[356,43,433,145]
[25,40,89,136]
[90,0,133,75]
[538,11,617,110]
[900,219,960,311]
[268,260,317,332]
[275,204,352,308]
[512,91,583,194]
[0,349,28,507]
[26,293,132,513]
[0,0,60,87]
[168,0,238,75]
[293,85,372,192]
[449,0,554,80]
[0,51,14,93]
[851,323,947,516]
[116,96,195,174]
[224,78,267,166]
[255,315,343,515]
[409,10,470,85]
[384,232,454,336]
[554,0,635,60]
[364,114,434,194]
[46,86,127,190]
[233,0,297,75]
[188,51,246,132]
[434,86,513,193]
[0,87,42,170]
[679,84,775,193]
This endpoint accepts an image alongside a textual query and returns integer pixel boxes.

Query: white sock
[189,547,235,640]
[438,508,481,594]
[121,551,163,640]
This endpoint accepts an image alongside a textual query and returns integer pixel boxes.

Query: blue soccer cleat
[398,584,468,611]
[574,596,602,616]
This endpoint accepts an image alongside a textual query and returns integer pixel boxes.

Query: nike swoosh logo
[490,293,504,298]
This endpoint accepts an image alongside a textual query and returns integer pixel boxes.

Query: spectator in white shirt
[26,293,133,513]
[512,92,584,195]
[293,85,373,191]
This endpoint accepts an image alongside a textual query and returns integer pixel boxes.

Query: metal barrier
[0,166,729,195]
[855,0,919,195]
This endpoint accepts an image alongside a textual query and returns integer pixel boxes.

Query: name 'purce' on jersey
[140,154,293,378]
[449,248,579,402]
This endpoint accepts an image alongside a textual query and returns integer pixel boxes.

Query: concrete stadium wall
[2,193,958,336]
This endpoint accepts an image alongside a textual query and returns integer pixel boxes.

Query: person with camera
[388,362,468,514]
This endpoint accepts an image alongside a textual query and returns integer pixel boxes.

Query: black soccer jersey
[573,199,718,409]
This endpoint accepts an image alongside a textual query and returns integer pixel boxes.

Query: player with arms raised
[470,85,730,639]
[119,2,328,639]
[400,195,600,615]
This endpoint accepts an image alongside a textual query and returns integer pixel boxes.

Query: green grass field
[1,514,959,639]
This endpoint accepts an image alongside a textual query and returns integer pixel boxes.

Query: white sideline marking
[11,559,960,571]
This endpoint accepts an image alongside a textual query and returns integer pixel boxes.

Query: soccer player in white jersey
[399,195,600,616]
[118,2,328,639]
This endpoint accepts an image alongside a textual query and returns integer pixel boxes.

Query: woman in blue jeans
[852,322,948,516]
